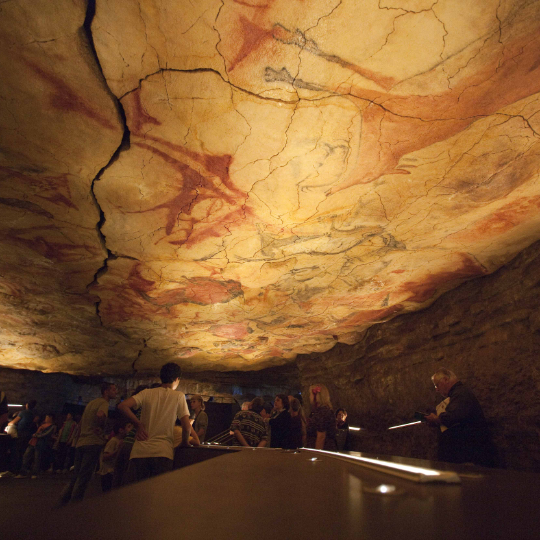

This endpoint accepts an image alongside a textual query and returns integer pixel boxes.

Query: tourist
[335,408,350,452]
[289,397,306,448]
[59,382,118,504]
[260,402,273,446]
[5,400,37,477]
[190,395,208,443]
[230,397,268,447]
[306,384,337,451]
[16,413,56,478]
[0,390,7,427]
[62,416,80,473]
[118,362,194,481]
[53,413,77,473]
[424,368,497,466]
[99,419,132,492]
[269,394,292,449]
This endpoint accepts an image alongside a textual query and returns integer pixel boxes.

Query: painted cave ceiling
[1,0,540,375]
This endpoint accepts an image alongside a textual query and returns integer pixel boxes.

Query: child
[99,420,132,492]
[54,413,77,473]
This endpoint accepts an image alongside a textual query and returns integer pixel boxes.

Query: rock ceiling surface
[1,0,540,375]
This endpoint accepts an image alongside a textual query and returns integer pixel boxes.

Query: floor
[0,470,104,530]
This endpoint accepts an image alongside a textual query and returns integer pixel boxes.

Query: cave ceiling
[1,0,540,376]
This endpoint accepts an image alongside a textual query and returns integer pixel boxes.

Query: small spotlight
[310,457,318,462]
[363,484,401,495]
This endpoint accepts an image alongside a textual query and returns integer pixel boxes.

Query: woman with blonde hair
[306,384,337,451]
[190,395,208,443]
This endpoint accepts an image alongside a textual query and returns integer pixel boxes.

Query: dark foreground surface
[1,447,539,540]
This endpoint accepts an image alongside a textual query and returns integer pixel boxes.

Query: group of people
[59,363,210,504]
[0,363,210,504]
[1,364,495,505]
[0,402,79,479]
[230,385,350,452]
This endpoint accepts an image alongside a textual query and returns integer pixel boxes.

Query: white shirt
[130,387,190,460]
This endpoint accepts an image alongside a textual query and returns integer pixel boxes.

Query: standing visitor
[190,395,208,443]
[289,397,306,448]
[118,363,194,481]
[269,394,292,449]
[230,397,268,447]
[59,383,118,504]
[4,400,37,477]
[54,413,77,473]
[306,384,337,451]
[16,413,56,478]
[99,420,132,492]
[424,368,497,466]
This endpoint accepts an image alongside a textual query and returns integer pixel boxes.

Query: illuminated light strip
[7,404,23,407]
[388,420,422,430]
[304,448,461,484]
[349,426,362,431]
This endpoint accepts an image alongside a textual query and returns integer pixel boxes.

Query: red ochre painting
[1,0,540,374]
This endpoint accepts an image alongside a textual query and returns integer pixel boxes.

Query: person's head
[132,385,148,396]
[26,400,37,411]
[241,401,251,411]
[33,414,40,424]
[44,413,54,424]
[309,384,332,409]
[112,419,132,438]
[65,412,73,421]
[336,408,347,425]
[250,397,264,414]
[431,368,459,398]
[290,397,301,413]
[190,395,205,412]
[101,382,118,400]
[260,401,273,419]
[160,362,182,388]
[274,394,289,412]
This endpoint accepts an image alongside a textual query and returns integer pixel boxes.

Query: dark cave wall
[297,240,540,471]
[0,364,299,420]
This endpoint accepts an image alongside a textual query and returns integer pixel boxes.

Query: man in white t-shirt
[118,362,194,480]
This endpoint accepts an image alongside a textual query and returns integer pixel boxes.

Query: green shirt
[76,397,110,447]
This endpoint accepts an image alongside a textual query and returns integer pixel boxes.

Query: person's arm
[233,429,250,447]
[118,397,148,441]
[179,415,192,447]
[189,425,200,446]
[424,413,441,425]
[8,414,21,426]
[315,431,326,450]
[257,439,267,448]
[35,424,56,438]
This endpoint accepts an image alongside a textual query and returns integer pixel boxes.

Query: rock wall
[297,239,540,471]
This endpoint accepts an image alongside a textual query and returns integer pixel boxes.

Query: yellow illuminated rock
[1,0,540,374]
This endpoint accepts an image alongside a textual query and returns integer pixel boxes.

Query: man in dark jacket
[425,368,496,467]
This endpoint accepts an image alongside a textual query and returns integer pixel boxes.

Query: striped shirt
[230,410,268,447]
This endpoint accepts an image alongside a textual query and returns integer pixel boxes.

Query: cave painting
[1,0,540,374]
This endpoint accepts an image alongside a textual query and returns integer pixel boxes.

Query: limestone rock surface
[1,0,540,374]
